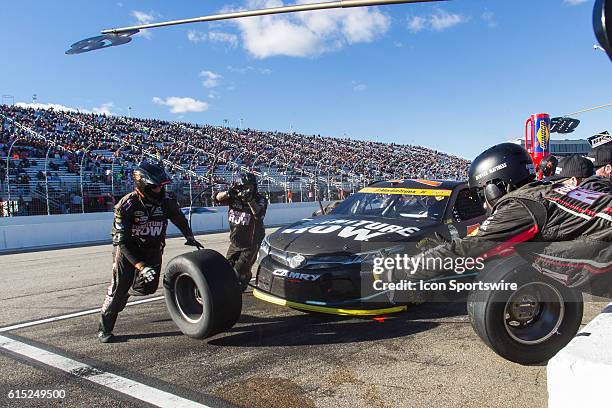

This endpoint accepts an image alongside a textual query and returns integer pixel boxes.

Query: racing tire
[467,256,583,365]
[164,249,242,339]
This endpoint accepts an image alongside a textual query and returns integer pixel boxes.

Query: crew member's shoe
[97,331,114,343]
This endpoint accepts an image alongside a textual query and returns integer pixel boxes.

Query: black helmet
[538,154,559,177]
[235,172,258,193]
[468,143,536,205]
[133,160,171,204]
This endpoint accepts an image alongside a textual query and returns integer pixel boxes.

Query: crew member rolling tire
[164,249,243,339]
[467,256,583,365]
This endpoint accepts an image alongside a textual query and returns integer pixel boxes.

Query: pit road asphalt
[0,229,607,408]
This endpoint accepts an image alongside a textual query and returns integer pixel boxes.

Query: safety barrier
[0,202,323,253]
[547,303,612,408]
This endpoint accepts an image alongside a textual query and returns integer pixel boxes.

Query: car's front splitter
[252,288,407,316]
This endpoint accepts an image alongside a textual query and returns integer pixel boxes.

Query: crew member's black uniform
[581,175,612,193]
[408,146,612,294]
[216,173,268,289]
[225,192,268,286]
[99,191,195,334]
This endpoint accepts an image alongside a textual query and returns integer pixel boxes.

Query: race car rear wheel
[164,249,242,339]
[468,256,583,365]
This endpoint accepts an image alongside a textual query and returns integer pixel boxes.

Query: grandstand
[0,104,469,216]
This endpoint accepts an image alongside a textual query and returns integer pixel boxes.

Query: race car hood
[268,214,441,255]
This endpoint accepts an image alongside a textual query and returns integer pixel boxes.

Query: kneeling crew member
[98,161,203,343]
[407,145,611,291]
[216,172,268,291]
[582,142,612,192]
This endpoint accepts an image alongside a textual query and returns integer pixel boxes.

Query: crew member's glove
[139,266,157,283]
[237,188,254,201]
[228,187,239,200]
[416,232,449,252]
[185,236,204,250]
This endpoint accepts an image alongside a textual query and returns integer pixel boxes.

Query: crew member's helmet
[235,172,258,193]
[538,154,559,178]
[133,160,171,204]
[468,143,536,206]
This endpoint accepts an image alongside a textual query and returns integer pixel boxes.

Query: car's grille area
[268,247,357,269]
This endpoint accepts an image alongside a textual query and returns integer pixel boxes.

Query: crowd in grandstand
[0,103,469,216]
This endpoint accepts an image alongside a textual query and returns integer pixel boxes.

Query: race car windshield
[329,192,449,221]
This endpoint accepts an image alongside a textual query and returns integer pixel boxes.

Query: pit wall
[0,202,323,253]
[547,303,612,408]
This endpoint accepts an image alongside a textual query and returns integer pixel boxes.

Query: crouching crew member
[583,142,612,193]
[98,160,203,343]
[216,172,268,291]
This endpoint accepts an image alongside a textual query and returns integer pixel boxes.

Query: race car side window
[452,188,486,222]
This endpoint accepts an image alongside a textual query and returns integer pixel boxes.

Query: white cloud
[260,68,273,75]
[408,9,469,33]
[430,10,468,31]
[393,41,404,48]
[563,0,589,5]
[92,102,114,115]
[187,30,238,48]
[187,30,208,43]
[152,97,209,113]
[229,0,390,59]
[200,70,223,88]
[131,10,157,39]
[407,16,426,33]
[208,31,239,48]
[132,10,155,24]
[352,81,367,92]
[481,10,496,28]
[227,65,254,73]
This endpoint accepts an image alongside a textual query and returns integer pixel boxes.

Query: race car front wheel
[468,256,583,365]
[164,249,242,339]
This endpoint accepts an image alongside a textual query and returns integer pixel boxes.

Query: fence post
[80,144,93,214]
[111,157,116,197]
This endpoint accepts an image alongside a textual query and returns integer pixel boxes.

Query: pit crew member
[98,161,203,343]
[537,154,558,179]
[404,144,611,291]
[582,142,612,192]
[215,172,268,291]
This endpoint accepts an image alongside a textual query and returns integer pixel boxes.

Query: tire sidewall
[468,256,583,365]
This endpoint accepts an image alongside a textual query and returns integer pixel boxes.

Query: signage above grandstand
[588,132,611,148]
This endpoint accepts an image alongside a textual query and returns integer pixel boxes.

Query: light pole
[44,145,53,215]
[80,144,93,214]
[188,152,199,227]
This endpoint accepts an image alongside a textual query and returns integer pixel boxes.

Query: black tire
[163,249,242,339]
[468,255,583,365]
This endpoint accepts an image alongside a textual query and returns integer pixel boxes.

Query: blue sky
[0,0,609,158]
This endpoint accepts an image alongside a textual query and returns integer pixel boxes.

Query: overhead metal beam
[102,0,447,34]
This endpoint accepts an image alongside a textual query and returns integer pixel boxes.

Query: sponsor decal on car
[272,269,321,281]
[359,187,452,196]
[281,219,421,241]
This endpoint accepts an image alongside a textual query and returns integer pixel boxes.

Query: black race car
[253,179,488,315]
